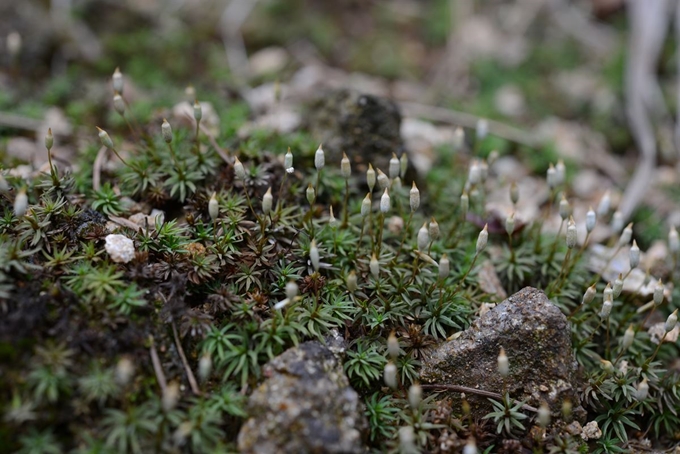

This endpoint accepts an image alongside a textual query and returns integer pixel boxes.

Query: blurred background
[2,0,680,247]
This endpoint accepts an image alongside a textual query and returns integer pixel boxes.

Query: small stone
[238,341,367,454]
[564,421,583,436]
[105,234,135,263]
[421,287,583,420]
[581,421,602,441]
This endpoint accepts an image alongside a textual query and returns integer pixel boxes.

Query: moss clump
[1,68,679,454]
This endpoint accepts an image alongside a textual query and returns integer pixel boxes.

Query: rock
[238,340,367,454]
[581,421,602,441]
[105,234,135,264]
[306,88,404,173]
[249,46,289,77]
[420,287,582,421]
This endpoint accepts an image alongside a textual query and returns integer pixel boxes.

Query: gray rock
[306,89,404,173]
[238,341,367,454]
[420,287,583,421]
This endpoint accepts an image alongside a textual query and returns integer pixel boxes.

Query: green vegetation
[2,70,679,453]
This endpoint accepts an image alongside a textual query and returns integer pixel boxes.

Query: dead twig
[398,101,540,149]
[149,336,167,392]
[421,383,539,413]
[171,321,201,395]
[0,112,43,131]
[620,0,672,220]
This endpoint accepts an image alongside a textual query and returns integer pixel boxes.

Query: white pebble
[105,234,135,263]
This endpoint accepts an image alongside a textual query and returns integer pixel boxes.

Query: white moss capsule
[161,118,173,143]
[162,381,180,412]
[283,148,294,174]
[622,324,635,350]
[262,187,273,216]
[654,279,664,305]
[476,224,489,254]
[603,282,613,302]
[439,254,450,280]
[0,174,8,193]
[45,128,53,151]
[112,67,124,94]
[399,153,408,179]
[476,118,488,140]
[619,222,633,247]
[341,152,351,179]
[408,384,422,409]
[582,284,596,305]
[7,31,21,57]
[599,299,612,320]
[665,309,678,332]
[285,281,298,301]
[387,332,400,359]
[461,192,469,218]
[613,274,624,299]
[398,426,416,452]
[566,217,577,249]
[597,190,611,217]
[384,362,398,389]
[14,189,28,217]
[463,438,477,454]
[389,153,400,180]
[208,192,219,221]
[600,359,615,374]
[586,207,596,233]
[510,182,519,205]
[113,94,125,115]
[347,271,358,292]
[429,217,440,240]
[636,378,649,401]
[198,353,212,382]
[555,159,566,186]
[115,357,134,386]
[497,347,509,377]
[380,188,390,214]
[361,193,371,217]
[630,240,640,269]
[233,157,246,180]
[97,126,114,149]
[366,164,376,193]
[310,239,320,271]
[193,100,202,122]
[559,194,570,221]
[547,163,557,189]
[370,253,379,279]
[328,206,338,228]
[538,401,551,428]
[417,222,429,251]
[377,168,389,190]
[185,85,196,101]
[669,226,679,254]
[314,144,325,170]
[505,212,515,236]
[306,183,315,205]
[409,182,420,212]
[468,160,481,185]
